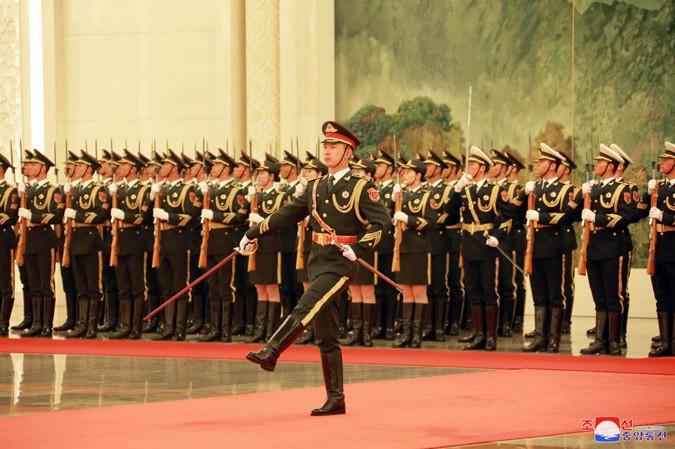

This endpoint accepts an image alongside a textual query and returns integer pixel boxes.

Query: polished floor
[1,310,672,449]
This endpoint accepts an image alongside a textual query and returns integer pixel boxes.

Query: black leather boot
[109,300,132,339]
[608,311,622,356]
[221,298,232,342]
[434,298,446,342]
[547,307,564,352]
[563,295,574,334]
[11,290,33,332]
[173,299,188,341]
[187,294,205,334]
[21,297,43,338]
[512,315,523,333]
[142,295,158,333]
[522,306,548,352]
[362,303,373,347]
[0,294,13,336]
[67,297,90,339]
[648,311,672,357]
[341,302,363,346]
[464,306,485,350]
[311,350,346,416]
[129,299,144,340]
[199,300,222,342]
[581,311,608,355]
[154,301,175,340]
[501,299,513,337]
[392,303,413,348]
[246,315,305,372]
[246,301,268,343]
[98,292,118,332]
[619,301,629,349]
[484,305,497,351]
[447,297,462,336]
[85,299,100,339]
[411,303,426,348]
[40,296,55,338]
[296,324,315,345]
[421,302,434,341]
[384,296,397,341]
[265,302,281,341]
[54,292,77,332]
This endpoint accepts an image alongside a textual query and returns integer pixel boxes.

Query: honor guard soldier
[579,144,632,356]
[108,149,153,339]
[447,147,509,351]
[279,150,304,319]
[391,158,435,348]
[65,151,110,339]
[18,151,64,338]
[422,150,452,342]
[643,142,675,357]
[199,150,247,342]
[0,153,19,336]
[518,144,574,352]
[242,121,391,416]
[232,151,259,336]
[151,149,200,341]
[245,154,287,343]
[372,149,397,340]
[441,150,465,336]
[556,150,582,335]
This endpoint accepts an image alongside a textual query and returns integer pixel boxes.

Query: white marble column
[0,0,23,156]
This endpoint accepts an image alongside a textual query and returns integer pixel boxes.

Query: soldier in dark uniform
[140,151,163,333]
[517,144,574,352]
[64,151,110,339]
[199,150,247,342]
[372,149,397,340]
[446,147,509,351]
[643,141,675,357]
[580,145,633,356]
[18,151,64,338]
[0,153,19,336]
[151,149,200,341]
[245,155,287,343]
[242,121,391,415]
[108,149,153,339]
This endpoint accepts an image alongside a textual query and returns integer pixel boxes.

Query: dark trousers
[145,252,160,314]
[60,264,77,301]
[447,250,464,324]
[530,254,565,309]
[280,252,303,317]
[25,250,57,301]
[158,251,190,327]
[207,254,235,303]
[651,261,675,312]
[463,257,499,307]
[587,256,623,313]
[0,246,14,303]
[513,226,527,320]
[497,248,516,325]
[375,252,398,328]
[72,252,103,302]
[427,252,449,330]
[234,253,257,326]
[114,252,146,303]
[563,249,575,324]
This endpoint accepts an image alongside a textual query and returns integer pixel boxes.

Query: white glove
[247,186,256,202]
[648,179,657,195]
[18,208,31,220]
[64,208,76,219]
[393,210,409,224]
[201,209,214,220]
[454,174,472,192]
[581,209,595,223]
[582,182,591,196]
[649,207,663,222]
[238,234,252,253]
[294,183,305,197]
[108,183,118,195]
[63,183,71,195]
[485,236,499,248]
[525,210,539,222]
[150,183,162,200]
[153,208,169,221]
[110,208,125,221]
[248,212,263,226]
[198,181,209,194]
[273,182,281,193]
[524,181,535,195]
[17,182,26,194]
[341,245,357,261]
[392,183,402,201]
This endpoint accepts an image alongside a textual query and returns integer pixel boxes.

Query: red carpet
[2,369,674,449]
[2,337,674,374]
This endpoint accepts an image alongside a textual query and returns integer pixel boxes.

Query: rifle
[61,183,74,267]
[647,132,658,275]
[151,185,162,268]
[198,151,210,268]
[577,135,593,276]
[295,138,306,270]
[523,133,535,275]
[392,135,403,272]
[109,138,120,266]
[247,140,258,272]
[15,141,28,266]
[53,141,63,263]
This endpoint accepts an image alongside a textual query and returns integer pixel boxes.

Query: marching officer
[199,150,247,342]
[643,141,675,357]
[18,151,64,338]
[518,144,574,352]
[108,149,153,339]
[0,153,19,336]
[64,151,110,339]
[447,147,509,351]
[242,121,391,416]
[580,144,633,356]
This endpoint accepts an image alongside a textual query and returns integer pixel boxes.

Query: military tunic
[396,185,435,285]
[246,187,287,285]
[0,181,19,331]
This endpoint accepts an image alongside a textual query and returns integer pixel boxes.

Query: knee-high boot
[608,311,622,356]
[67,297,90,338]
[109,300,132,339]
[199,300,222,342]
[448,296,462,336]
[648,311,672,357]
[310,350,346,416]
[85,298,100,339]
[143,294,159,333]
[174,298,188,341]
[581,311,608,355]
[154,301,175,340]
[384,295,397,340]
[11,289,33,331]
[620,301,629,348]
[0,294,14,336]
[392,303,413,348]
[54,292,77,332]
[129,298,144,340]
[187,294,205,334]
[221,298,232,342]
[484,305,497,351]
[464,306,485,350]
[98,292,118,332]
[411,303,427,348]
[265,302,281,341]
[341,302,363,346]
[547,307,564,353]
[20,297,43,338]
[246,315,305,372]
[522,306,548,352]
[40,296,55,338]
[362,303,373,347]
[246,301,268,343]
[434,298,446,341]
